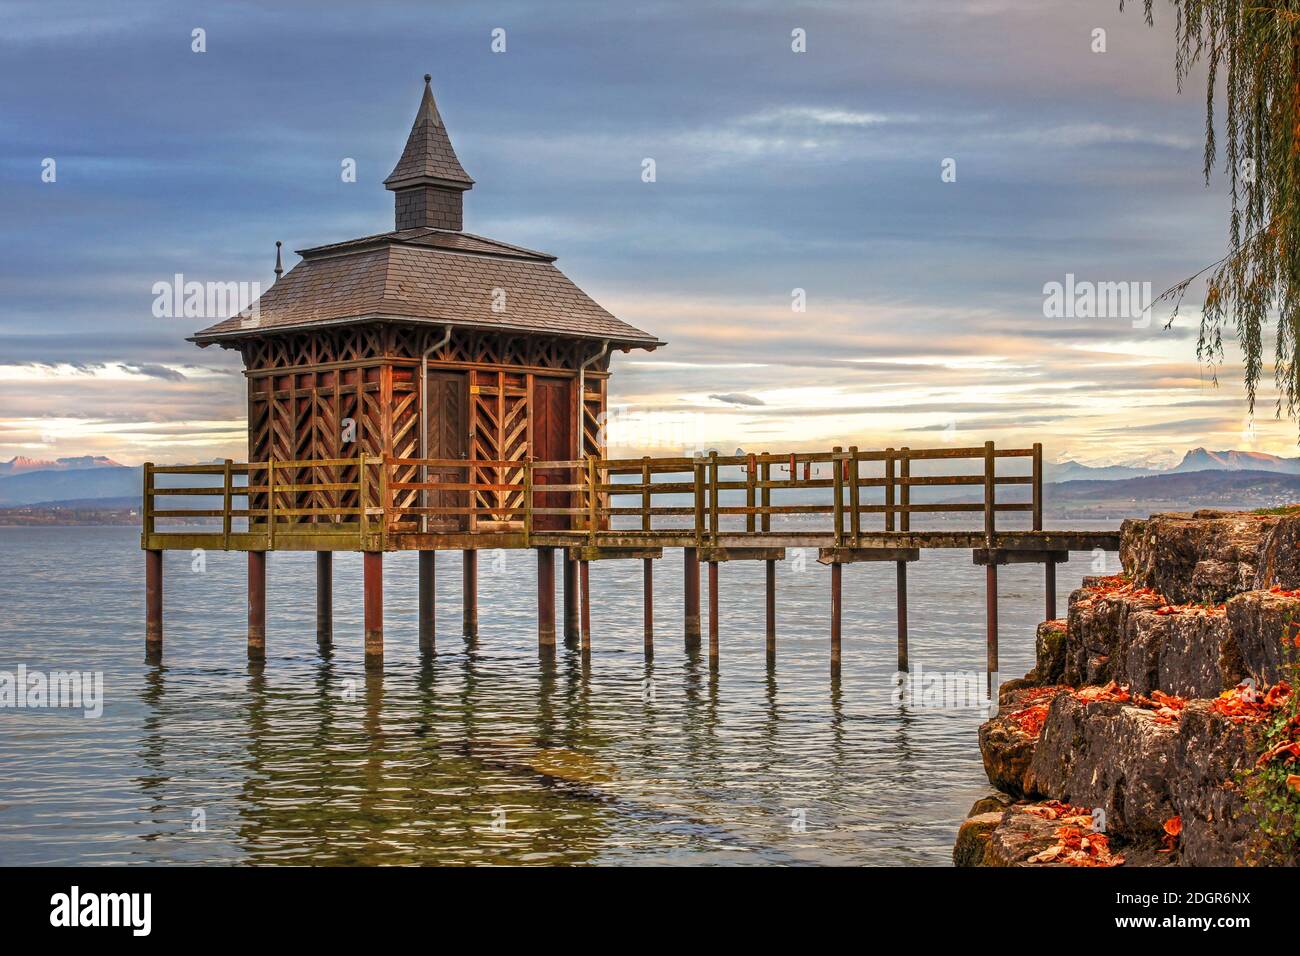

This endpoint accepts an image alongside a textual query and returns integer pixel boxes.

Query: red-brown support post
[579,559,591,651]
[985,563,999,676]
[317,552,333,650]
[830,562,842,672]
[1045,560,1057,621]
[684,546,701,648]
[562,550,579,644]
[537,547,556,649]
[462,549,478,638]
[145,549,162,662]
[643,557,654,658]
[418,550,435,653]
[896,560,909,672]
[765,558,776,663]
[364,551,383,669]
[248,551,266,663]
[707,559,719,665]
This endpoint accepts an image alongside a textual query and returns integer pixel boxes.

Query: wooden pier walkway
[140,441,1118,674]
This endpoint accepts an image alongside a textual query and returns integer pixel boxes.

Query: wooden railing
[142,442,1043,551]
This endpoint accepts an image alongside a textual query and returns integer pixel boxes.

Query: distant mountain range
[1047,447,1300,482]
[0,455,123,476]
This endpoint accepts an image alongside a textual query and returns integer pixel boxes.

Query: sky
[0,0,1292,467]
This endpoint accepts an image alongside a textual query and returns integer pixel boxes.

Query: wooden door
[532,377,573,531]
[425,370,469,531]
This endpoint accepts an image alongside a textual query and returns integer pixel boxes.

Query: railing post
[641,458,651,534]
[267,460,276,551]
[222,459,233,550]
[848,446,861,544]
[377,456,389,551]
[883,448,894,534]
[745,453,756,534]
[832,446,844,547]
[355,454,366,549]
[523,458,533,548]
[692,458,705,549]
[983,441,996,549]
[899,447,910,533]
[586,455,599,546]
[708,450,719,546]
[142,462,155,543]
[1032,441,1043,532]
[760,454,771,534]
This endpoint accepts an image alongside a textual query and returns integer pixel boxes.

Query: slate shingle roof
[190,232,662,347]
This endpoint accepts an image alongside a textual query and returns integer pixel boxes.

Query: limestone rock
[1252,514,1300,591]
[1024,695,1179,838]
[1115,608,1233,698]
[1224,590,1300,688]
[953,811,1004,867]
[1120,511,1277,605]
[1170,701,1259,866]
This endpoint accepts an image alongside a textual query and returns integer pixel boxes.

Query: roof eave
[189,313,663,350]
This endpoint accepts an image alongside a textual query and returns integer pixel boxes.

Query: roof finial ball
[424,73,431,84]
[273,240,283,282]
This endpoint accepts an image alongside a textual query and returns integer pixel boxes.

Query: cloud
[707,393,766,406]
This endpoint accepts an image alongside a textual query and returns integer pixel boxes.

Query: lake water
[0,523,1117,865]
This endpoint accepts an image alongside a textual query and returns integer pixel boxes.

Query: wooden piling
[896,560,909,671]
[462,549,478,637]
[562,550,579,644]
[985,563,999,675]
[364,550,383,669]
[1045,560,1057,621]
[537,547,556,649]
[145,549,162,662]
[248,551,266,662]
[316,552,333,649]
[418,550,435,653]
[765,558,776,663]
[707,560,719,664]
[830,561,842,672]
[579,559,591,651]
[642,557,653,657]
[684,546,701,647]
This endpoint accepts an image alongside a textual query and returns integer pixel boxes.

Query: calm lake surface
[0,523,1118,865]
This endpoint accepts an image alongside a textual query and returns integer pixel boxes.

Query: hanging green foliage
[1125,1,1300,425]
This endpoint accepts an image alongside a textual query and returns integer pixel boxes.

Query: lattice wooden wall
[237,323,611,528]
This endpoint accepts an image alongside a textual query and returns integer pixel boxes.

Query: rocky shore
[955,509,1300,867]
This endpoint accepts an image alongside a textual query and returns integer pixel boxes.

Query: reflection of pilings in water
[358,668,385,823]
[135,663,169,841]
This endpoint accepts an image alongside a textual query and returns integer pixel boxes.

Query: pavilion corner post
[247,551,266,662]
[145,549,163,662]
[363,551,383,669]
[462,549,478,638]
[418,550,436,653]
[316,552,333,649]
[683,547,701,647]
[537,547,556,650]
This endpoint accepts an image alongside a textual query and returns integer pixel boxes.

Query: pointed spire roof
[384,75,474,191]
